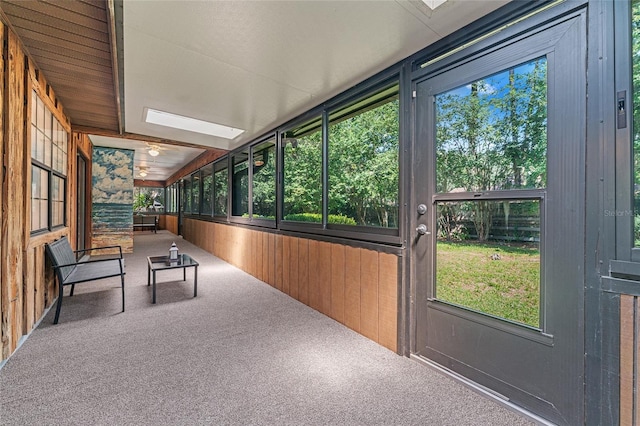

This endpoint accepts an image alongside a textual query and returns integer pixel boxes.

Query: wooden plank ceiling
[0,0,120,132]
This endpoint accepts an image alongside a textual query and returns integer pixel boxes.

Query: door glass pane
[328,84,399,228]
[252,139,276,220]
[435,199,541,328]
[283,117,322,223]
[436,58,547,193]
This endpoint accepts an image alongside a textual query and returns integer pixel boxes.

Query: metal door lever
[416,224,430,235]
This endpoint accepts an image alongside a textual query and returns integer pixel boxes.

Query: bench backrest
[45,236,76,281]
[134,215,156,224]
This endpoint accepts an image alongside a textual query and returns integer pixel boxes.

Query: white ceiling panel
[124,0,509,151]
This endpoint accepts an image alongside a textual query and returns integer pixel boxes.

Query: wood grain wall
[1,24,74,362]
[182,218,399,352]
[621,295,639,426]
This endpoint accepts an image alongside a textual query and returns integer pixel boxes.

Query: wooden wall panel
[1,28,25,359]
[282,236,291,295]
[34,245,45,321]
[255,231,263,281]
[262,232,269,284]
[289,237,299,300]
[344,246,361,333]
[360,249,379,342]
[318,242,332,317]
[330,244,345,324]
[275,235,283,291]
[180,220,400,355]
[0,24,3,362]
[307,240,320,311]
[621,295,637,426]
[268,233,276,287]
[378,252,398,352]
[165,215,178,235]
[298,239,309,305]
[23,247,35,334]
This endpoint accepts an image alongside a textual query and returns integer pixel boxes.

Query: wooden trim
[134,179,164,188]
[620,295,635,426]
[105,0,122,134]
[166,149,227,186]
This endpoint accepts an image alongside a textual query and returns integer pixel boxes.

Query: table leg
[183,267,186,281]
[152,270,157,304]
[194,266,198,298]
[147,265,150,286]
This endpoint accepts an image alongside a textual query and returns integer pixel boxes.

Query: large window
[433,57,547,328]
[133,186,165,213]
[282,117,322,223]
[328,84,399,228]
[30,90,67,233]
[183,175,192,214]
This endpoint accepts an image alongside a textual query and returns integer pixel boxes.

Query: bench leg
[121,274,125,312]
[53,280,64,324]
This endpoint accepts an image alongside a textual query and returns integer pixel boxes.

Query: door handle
[416,224,430,236]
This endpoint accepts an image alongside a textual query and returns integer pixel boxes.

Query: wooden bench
[133,215,157,233]
[45,236,125,324]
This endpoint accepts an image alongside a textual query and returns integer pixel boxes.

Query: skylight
[421,0,447,10]
[144,108,244,139]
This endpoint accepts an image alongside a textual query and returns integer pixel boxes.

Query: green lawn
[436,240,540,328]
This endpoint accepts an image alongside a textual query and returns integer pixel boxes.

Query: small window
[232,150,249,217]
[328,84,399,228]
[201,164,213,215]
[282,117,322,223]
[252,139,276,220]
[191,171,200,215]
[30,90,67,233]
[213,160,228,217]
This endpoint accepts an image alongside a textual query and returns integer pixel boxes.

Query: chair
[45,236,126,324]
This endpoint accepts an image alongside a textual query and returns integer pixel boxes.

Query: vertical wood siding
[621,294,639,426]
[1,25,73,362]
[183,218,399,353]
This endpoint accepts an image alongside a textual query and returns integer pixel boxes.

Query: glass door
[413,14,585,425]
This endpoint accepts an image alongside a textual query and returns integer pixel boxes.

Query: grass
[436,240,540,328]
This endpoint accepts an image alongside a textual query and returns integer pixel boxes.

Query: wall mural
[92,147,134,253]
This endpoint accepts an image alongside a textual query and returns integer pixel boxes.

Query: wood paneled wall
[165,215,178,235]
[621,295,640,425]
[182,218,399,352]
[1,24,74,362]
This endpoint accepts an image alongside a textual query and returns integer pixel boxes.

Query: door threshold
[409,354,555,426]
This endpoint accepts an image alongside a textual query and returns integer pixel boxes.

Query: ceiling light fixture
[144,108,244,139]
[148,146,160,157]
[139,170,148,178]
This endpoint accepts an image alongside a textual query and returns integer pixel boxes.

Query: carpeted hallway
[0,231,534,425]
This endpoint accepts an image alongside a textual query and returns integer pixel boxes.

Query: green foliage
[436,59,547,240]
[436,241,540,327]
[284,213,356,225]
[283,127,322,218]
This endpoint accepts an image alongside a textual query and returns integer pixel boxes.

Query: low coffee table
[147,254,199,304]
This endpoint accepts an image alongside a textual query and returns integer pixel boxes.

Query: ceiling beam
[72,125,229,153]
[106,0,123,134]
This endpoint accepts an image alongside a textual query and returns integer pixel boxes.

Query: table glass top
[148,253,198,270]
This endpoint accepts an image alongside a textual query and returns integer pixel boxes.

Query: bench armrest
[52,257,125,271]
[74,245,123,258]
